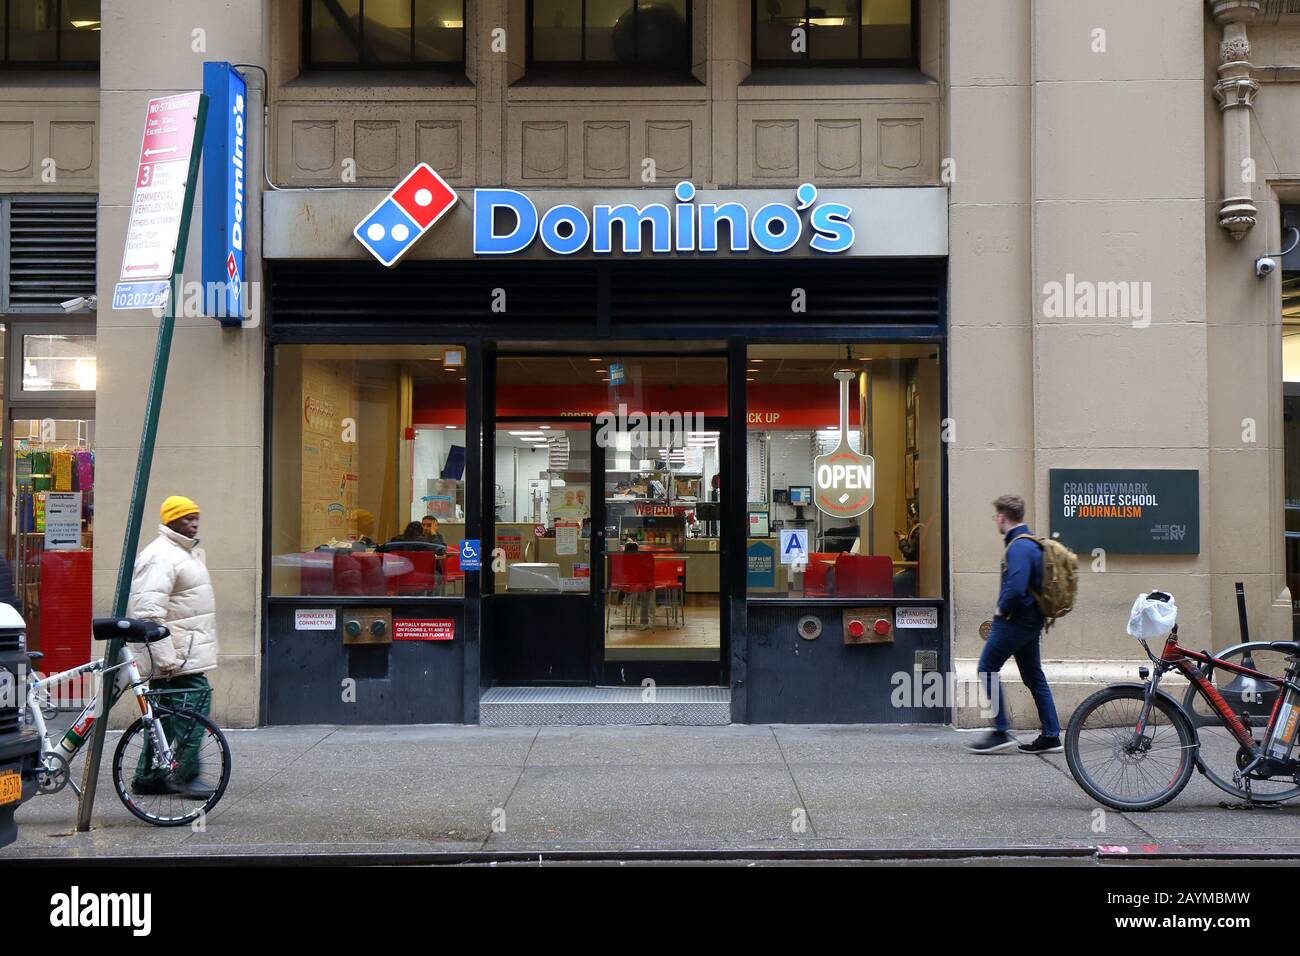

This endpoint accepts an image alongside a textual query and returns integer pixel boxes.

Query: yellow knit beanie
[161,495,200,525]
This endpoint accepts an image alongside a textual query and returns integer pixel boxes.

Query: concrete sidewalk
[4,724,1299,861]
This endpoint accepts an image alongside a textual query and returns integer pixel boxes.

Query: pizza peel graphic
[814,371,875,519]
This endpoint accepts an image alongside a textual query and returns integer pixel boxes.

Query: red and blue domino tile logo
[353,163,458,267]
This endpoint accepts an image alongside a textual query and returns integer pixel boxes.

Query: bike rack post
[1236,580,1251,644]
[75,95,208,831]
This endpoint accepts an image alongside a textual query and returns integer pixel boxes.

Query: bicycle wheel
[1182,644,1300,804]
[1065,685,1197,811]
[111,707,231,827]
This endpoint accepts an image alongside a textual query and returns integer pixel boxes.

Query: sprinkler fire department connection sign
[114,91,204,310]
[814,371,874,519]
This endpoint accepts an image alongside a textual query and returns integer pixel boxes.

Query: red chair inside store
[386,550,439,595]
[652,556,684,628]
[803,552,837,597]
[607,552,655,630]
[329,551,386,596]
[442,547,465,594]
[300,550,335,596]
[834,554,894,597]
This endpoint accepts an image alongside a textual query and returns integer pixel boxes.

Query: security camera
[1257,226,1300,279]
[59,294,97,313]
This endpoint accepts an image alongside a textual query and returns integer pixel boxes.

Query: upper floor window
[753,0,915,67]
[1,0,100,68]
[529,0,691,69]
[303,0,465,68]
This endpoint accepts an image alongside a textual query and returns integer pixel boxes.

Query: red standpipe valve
[873,618,891,636]
[847,619,865,639]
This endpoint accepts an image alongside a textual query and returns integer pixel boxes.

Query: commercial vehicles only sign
[113,91,203,310]
[814,371,874,519]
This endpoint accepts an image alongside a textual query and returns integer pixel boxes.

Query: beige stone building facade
[1,0,1298,728]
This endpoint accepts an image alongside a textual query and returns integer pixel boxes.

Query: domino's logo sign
[354,163,458,267]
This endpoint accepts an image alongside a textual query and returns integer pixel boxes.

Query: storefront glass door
[490,352,726,687]
[488,416,601,683]
[601,415,724,683]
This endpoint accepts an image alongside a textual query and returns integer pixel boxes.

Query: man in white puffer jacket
[126,495,218,796]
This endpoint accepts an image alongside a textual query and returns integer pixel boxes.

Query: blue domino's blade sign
[201,61,247,325]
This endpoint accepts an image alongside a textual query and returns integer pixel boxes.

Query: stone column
[1209,0,1262,240]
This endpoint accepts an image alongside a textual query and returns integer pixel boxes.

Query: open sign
[814,371,875,519]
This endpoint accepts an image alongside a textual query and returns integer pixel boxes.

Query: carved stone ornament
[1214,74,1261,109]
[1220,34,1251,62]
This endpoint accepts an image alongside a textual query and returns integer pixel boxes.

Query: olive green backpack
[1006,534,1079,630]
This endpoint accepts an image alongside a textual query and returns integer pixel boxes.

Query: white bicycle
[22,617,231,827]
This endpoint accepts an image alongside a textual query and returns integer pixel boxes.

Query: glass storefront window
[20,334,95,392]
[270,345,466,596]
[745,344,942,600]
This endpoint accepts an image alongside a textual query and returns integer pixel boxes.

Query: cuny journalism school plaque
[1049,469,1199,555]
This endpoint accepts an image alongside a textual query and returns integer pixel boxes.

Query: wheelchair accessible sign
[460,539,481,571]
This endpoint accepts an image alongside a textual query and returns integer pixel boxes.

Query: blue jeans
[977,616,1060,737]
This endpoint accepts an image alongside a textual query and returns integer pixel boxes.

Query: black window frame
[301,0,467,71]
[750,0,919,69]
[0,0,101,70]
[526,0,693,72]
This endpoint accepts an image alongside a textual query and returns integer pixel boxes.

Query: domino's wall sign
[473,181,854,256]
[351,172,870,264]
[354,163,459,267]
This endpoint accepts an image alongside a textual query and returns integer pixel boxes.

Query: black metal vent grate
[4,198,98,312]
[269,260,601,329]
[609,259,943,326]
[268,258,944,336]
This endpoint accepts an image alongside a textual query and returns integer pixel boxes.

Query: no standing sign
[113,91,204,310]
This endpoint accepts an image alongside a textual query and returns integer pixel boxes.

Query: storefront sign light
[473,181,854,256]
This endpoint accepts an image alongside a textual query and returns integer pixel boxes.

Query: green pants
[133,673,211,787]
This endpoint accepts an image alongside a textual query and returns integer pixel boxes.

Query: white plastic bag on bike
[1126,591,1177,640]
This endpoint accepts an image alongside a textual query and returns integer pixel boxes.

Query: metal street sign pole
[76,94,209,832]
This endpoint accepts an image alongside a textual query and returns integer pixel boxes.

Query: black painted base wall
[484,594,591,685]
[265,603,466,724]
[744,603,948,724]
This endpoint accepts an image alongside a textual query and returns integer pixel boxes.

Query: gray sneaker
[965,730,1019,754]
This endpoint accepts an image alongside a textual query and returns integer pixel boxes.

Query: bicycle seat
[92,618,170,644]
[1266,641,1300,655]
[26,651,42,662]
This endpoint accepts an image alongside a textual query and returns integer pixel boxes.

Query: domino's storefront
[260,179,950,725]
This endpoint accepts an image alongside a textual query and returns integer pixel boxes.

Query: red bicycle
[1066,586,1300,810]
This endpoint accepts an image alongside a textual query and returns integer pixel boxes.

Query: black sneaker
[130,780,169,796]
[1018,735,1064,754]
[965,730,1019,754]
[165,779,216,800]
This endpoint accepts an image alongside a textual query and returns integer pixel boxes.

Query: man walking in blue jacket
[966,494,1062,754]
